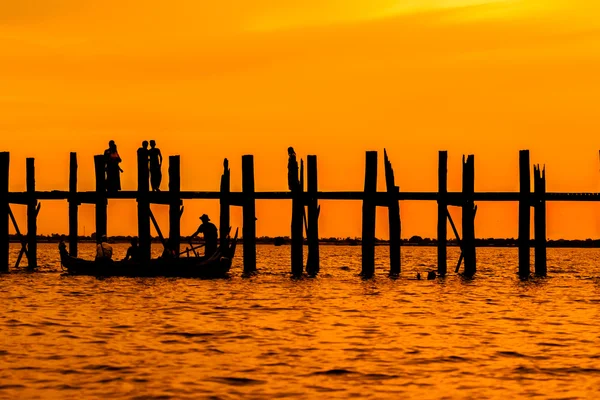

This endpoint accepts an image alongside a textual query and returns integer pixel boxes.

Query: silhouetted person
[104,140,122,193]
[149,140,163,191]
[417,272,421,280]
[123,237,140,262]
[287,146,299,192]
[191,214,218,258]
[160,238,177,259]
[95,235,113,261]
[427,271,436,280]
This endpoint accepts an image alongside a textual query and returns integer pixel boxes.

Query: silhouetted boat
[274,237,285,246]
[59,230,238,278]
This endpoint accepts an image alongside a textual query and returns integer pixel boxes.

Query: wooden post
[534,165,547,276]
[242,155,256,273]
[291,159,304,276]
[219,158,230,246]
[361,151,377,277]
[306,155,320,276]
[26,158,37,269]
[168,155,181,255]
[518,150,530,277]
[137,150,151,262]
[384,150,400,276]
[0,152,8,272]
[93,155,107,242]
[68,152,78,257]
[437,151,448,275]
[462,155,476,277]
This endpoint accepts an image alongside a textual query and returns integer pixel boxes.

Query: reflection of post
[242,155,256,273]
[0,152,9,272]
[169,155,181,255]
[306,155,320,276]
[361,151,377,278]
[69,152,79,257]
[384,150,400,276]
[26,158,37,269]
[437,151,448,275]
[534,165,547,276]
[518,150,530,278]
[219,158,230,247]
[137,151,150,262]
[462,155,476,277]
[94,155,107,241]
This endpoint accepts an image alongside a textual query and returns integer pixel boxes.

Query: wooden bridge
[0,149,596,278]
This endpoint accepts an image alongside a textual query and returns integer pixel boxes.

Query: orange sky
[2,0,600,239]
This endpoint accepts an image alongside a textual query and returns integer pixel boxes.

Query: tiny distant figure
[104,140,123,193]
[287,147,299,192]
[123,237,140,262]
[149,140,163,191]
[417,272,421,280]
[427,271,436,280]
[95,235,113,261]
[191,214,218,258]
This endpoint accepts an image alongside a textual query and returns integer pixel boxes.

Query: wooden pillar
[437,151,448,275]
[291,159,304,276]
[168,155,181,255]
[384,150,400,276]
[219,158,230,246]
[462,155,476,277]
[0,152,9,272]
[518,150,530,277]
[137,150,151,262]
[306,155,320,276]
[26,158,37,269]
[93,155,107,242]
[534,165,547,276]
[68,152,78,257]
[242,155,256,273]
[361,151,377,277]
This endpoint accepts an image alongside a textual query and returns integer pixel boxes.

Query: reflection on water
[1,244,600,399]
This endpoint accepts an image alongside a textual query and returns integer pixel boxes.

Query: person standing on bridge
[191,214,218,258]
[104,140,122,193]
[149,140,163,191]
[287,146,299,192]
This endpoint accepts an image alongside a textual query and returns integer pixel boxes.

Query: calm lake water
[1,243,600,399]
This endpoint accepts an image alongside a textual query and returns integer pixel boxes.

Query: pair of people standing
[138,140,163,191]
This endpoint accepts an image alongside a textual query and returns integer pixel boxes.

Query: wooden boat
[59,230,238,278]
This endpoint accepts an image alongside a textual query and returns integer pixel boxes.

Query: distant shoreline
[9,236,600,249]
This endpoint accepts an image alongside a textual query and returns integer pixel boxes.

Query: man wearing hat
[95,234,113,261]
[191,214,218,257]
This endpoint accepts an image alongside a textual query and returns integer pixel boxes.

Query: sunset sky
[2,0,600,239]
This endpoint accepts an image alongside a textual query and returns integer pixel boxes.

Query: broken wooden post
[137,149,151,262]
[68,152,78,257]
[168,155,181,255]
[518,149,531,277]
[462,154,476,277]
[437,151,448,276]
[361,151,377,278]
[291,159,304,276]
[306,155,320,276]
[534,165,547,276]
[384,149,400,276]
[242,155,256,273]
[0,152,8,272]
[26,158,37,269]
[219,158,230,246]
[93,155,107,241]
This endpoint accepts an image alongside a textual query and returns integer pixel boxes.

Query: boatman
[191,214,218,258]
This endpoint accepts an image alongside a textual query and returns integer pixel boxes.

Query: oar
[180,243,204,256]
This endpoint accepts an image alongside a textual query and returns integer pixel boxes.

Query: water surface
[1,244,600,399]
